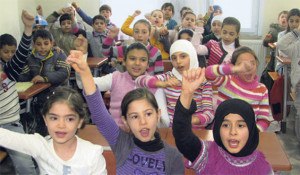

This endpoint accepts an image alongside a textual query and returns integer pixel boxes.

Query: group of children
[2,2,298,174]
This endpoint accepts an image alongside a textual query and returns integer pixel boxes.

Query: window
[209,0,264,37]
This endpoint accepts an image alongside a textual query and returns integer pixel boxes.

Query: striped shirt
[206,64,272,132]
[1,33,31,124]
[136,71,214,129]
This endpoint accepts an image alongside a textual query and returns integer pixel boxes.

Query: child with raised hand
[173,67,273,174]
[66,49,184,174]
[205,46,272,132]
[161,2,178,30]
[203,5,223,36]
[0,86,107,174]
[136,40,214,129]
[277,22,300,142]
[0,34,17,63]
[196,17,241,66]
[0,10,37,175]
[103,24,164,75]
[202,15,223,44]
[121,9,170,60]
[263,10,288,47]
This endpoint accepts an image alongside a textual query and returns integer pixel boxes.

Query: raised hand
[132,10,141,17]
[22,10,35,36]
[36,5,43,16]
[109,28,119,39]
[182,68,206,94]
[72,2,80,12]
[159,26,168,35]
[74,34,88,54]
[264,33,272,41]
[66,50,89,74]
[208,6,214,15]
[232,60,253,74]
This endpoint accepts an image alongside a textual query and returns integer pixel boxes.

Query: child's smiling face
[220,113,249,154]
[171,51,190,74]
[124,48,149,80]
[150,10,164,27]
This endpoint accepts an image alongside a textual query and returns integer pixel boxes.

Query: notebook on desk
[16,82,33,92]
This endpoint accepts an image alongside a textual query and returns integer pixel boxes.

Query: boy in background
[46,7,77,55]
[0,34,17,63]
[0,10,37,174]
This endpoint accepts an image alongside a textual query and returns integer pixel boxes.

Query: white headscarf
[170,40,199,81]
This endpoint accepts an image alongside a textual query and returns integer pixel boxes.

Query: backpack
[270,75,284,121]
[260,52,276,95]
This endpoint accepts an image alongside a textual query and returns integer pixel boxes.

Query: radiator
[240,40,268,78]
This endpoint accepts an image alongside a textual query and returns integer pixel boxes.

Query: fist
[109,28,120,39]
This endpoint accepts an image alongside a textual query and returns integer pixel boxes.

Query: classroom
[0,0,300,174]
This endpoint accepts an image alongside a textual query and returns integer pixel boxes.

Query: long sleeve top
[172,99,274,175]
[121,16,170,60]
[0,33,31,124]
[276,29,300,87]
[85,85,185,174]
[0,128,107,175]
[205,64,272,131]
[102,37,164,75]
[46,11,77,56]
[136,71,214,129]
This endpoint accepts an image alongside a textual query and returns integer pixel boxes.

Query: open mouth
[140,129,150,137]
[228,139,239,148]
[55,131,67,138]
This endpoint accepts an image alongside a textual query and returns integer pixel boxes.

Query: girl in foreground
[172,67,273,174]
[67,49,184,174]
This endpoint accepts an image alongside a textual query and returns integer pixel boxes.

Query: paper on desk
[15,82,34,92]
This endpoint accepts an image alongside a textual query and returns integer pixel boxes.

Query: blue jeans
[0,121,37,175]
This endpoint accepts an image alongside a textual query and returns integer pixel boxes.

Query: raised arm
[102,28,126,58]
[4,10,34,81]
[121,10,141,36]
[72,2,93,26]
[172,68,205,162]
[67,36,120,146]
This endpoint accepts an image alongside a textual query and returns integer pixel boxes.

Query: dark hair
[33,30,53,42]
[161,3,175,15]
[0,34,17,49]
[92,15,106,24]
[231,46,259,65]
[121,88,158,119]
[278,10,288,19]
[178,28,194,39]
[286,8,300,33]
[42,87,86,128]
[222,17,241,48]
[133,19,152,34]
[182,11,196,20]
[124,42,150,62]
[99,4,112,13]
[180,6,192,18]
[59,13,72,25]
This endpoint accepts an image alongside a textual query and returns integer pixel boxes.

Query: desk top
[277,56,291,65]
[87,57,108,68]
[77,125,291,171]
[18,83,51,100]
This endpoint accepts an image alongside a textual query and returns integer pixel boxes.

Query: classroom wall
[1,0,300,42]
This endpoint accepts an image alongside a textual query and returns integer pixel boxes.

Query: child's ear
[77,118,84,129]
[50,41,54,47]
[157,109,161,123]
[121,116,128,127]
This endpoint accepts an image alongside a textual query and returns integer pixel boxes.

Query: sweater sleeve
[276,29,300,59]
[193,81,214,127]
[205,64,232,87]
[121,16,134,36]
[191,26,204,47]
[93,73,113,92]
[256,88,272,132]
[135,73,168,88]
[84,85,120,146]
[77,8,93,26]
[3,33,31,81]
[102,37,126,58]
[172,97,202,162]
[150,49,164,75]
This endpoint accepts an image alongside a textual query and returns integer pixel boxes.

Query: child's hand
[264,33,272,41]
[108,61,116,68]
[109,28,119,39]
[22,10,35,28]
[182,67,206,94]
[132,10,141,17]
[57,8,68,15]
[159,26,168,35]
[164,77,181,87]
[74,34,88,54]
[232,61,253,73]
[31,75,45,84]
[36,5,43,16]
[72,2,80,12]
[66,50,89,74]
[208,6,214,15]
[53,46,64,54]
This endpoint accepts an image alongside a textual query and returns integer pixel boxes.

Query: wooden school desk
[87,57,108,77]
[276,56,292,132]
[77,125,292,174]
[18,83,51,113]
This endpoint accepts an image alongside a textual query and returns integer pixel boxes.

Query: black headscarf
[213,98,259,157]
